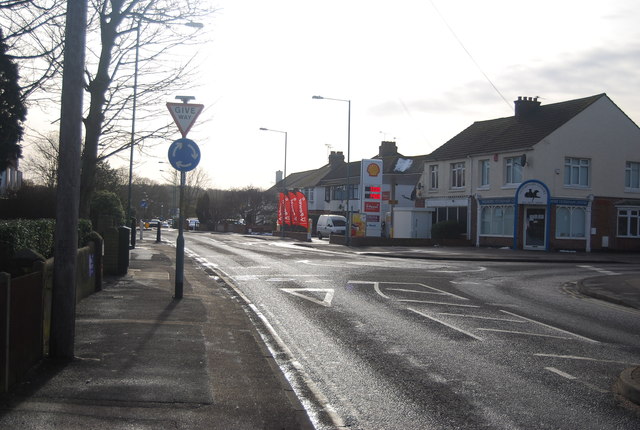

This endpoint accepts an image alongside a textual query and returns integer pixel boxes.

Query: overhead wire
[428,0,513,112]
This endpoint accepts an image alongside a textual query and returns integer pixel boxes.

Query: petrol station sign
[360,159,383,236]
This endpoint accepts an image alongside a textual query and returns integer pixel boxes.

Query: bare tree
[78,0,214,218]
[23,131,59,187]
[0,0,66,102]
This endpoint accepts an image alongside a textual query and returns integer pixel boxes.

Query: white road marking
[577,265,621,276]
[545,367,576,380]
[544,366,609,393]
[280,288,335,307]
[407,308,483,341]
[438,313,526,323]
[534,353,640,366]
[399,300,480,308]
[477,328,573,340]
[387,288,448,295]
[500,310,600,343]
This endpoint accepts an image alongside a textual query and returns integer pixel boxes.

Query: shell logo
[366,162,381,177]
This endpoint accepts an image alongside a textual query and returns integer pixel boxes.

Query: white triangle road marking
[280,288,335,307]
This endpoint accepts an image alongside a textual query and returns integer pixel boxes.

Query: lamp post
[260,127,288,238]
[312,95,351,245]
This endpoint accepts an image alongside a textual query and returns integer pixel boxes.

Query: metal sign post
[168,137,201,299]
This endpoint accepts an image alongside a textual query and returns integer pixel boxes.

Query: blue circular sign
[168,138,201,172]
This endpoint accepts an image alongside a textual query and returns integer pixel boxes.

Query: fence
[1,239,102,392]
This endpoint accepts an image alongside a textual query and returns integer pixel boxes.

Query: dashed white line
[399,300,480,308]
[534,353,640,366]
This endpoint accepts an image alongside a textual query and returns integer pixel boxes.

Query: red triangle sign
[167,103,204,137]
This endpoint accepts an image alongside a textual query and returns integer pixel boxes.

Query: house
[270,142,429,236]
[416,94,640,252]
[0,157,22,195]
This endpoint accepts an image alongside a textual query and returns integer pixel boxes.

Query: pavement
[0,233,638,429]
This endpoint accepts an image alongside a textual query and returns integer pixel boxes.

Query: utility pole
[50,0,87,359]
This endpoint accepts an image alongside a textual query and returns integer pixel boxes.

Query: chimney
[378,141,398,157]
[275,170,283,184]
[329,151,345,166]
[514,96,541,119]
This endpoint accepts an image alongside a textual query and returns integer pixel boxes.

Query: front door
[524,207,546,250]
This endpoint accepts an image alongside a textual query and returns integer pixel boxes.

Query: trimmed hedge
[0,219,94,272]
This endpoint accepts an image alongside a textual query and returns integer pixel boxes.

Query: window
[555,206,586,239]
[348,183,359,200]
[505,157,523,185]
[625,162,640,191]
[432,206,468,234]
[324,187,331,202]
[617,207,640,237]
[429,165,439,189]
[450,162,465,189]
[480,160,490,187]
[564,157,590,187]
[332,185,346,201]
[480,205,514,236]
[304,188,314,203]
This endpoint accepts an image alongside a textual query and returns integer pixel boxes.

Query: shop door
[524,207,546,250]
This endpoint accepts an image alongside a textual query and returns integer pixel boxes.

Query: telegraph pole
[50,0,87,359]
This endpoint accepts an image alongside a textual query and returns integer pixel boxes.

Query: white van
[316,214,347,239]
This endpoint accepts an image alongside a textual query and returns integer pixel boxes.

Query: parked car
[316,214,346,239]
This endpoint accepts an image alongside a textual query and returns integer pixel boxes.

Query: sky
[22,0,640,190]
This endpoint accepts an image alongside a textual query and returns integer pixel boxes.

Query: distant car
[148,219,161,229]
[187,218,200,230]
[161,221,170,228]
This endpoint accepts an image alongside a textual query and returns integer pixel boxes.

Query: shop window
[555,206,586,239]
[480,205,514,236]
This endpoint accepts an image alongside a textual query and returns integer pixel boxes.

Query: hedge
[0,219,93,271]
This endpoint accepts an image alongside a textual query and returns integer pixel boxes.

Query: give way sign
[166,103,204,137]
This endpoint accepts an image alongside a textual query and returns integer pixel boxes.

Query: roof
[427,94,607,161]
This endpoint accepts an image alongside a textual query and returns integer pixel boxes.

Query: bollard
[156,221,161,242]
[130,217,136,249]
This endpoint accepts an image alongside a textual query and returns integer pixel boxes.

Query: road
[164,230,640,429]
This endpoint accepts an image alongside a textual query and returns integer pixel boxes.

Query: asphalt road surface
[165,231,640,429]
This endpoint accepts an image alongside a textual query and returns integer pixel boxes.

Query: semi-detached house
[416,94,640,252]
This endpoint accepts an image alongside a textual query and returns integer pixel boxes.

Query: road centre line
[399,300,480,308]
[534,353,640,366]
[476,328,573,340]
[438,313,526,323]
[500,310,600,343]
[407,308,483,341]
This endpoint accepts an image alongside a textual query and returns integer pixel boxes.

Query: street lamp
[260,127,287,238]
[312,95,351,245]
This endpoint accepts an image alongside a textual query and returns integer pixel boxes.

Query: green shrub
[0,219,95,272]
[90,190,125,229]
[431,220,464,240]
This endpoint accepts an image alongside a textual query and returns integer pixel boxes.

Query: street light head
[312,95,324,100]
[184,21,204,29]
[259,127,268,131]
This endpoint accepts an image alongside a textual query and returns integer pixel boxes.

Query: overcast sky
[25,0,640,190]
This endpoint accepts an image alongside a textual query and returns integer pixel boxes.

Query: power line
[428,0,513,112]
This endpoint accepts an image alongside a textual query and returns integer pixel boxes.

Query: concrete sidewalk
[0,240,313,429]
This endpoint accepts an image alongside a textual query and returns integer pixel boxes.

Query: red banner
[277,193,285,226]
[295,191,309,229]
[283,192,291,225]
[288,192,299,226]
